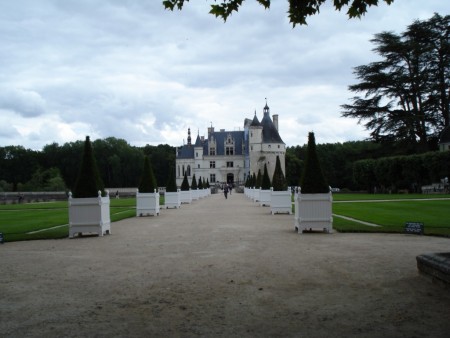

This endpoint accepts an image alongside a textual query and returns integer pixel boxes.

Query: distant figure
[224,185,228,199]
[115,190,119,199]
[228,184,232,195]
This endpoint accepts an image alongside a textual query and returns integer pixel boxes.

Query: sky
[0,1,448,150]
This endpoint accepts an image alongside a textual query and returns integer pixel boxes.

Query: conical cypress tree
[272,155,288,191]
[245,175,249,188]
[198,176,203,189]
[252,172,257,187]
[73,136,104,198]
[180,172,190,191]
[166,167,177,192]
[206,178,210,188]
[191,174,198,189]
[256,169,262,189]
[138,156,157,193]
[300,132,329,193]
[261,163,271,189]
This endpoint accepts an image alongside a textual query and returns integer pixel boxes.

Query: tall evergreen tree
[198,176,203,189]
[272,155,288,191]
[256,169,262,189]
[138,156,157,193]
[261,163,271,189]
[73,136,105,198]
[191,174,198,189]
[165,167,177,192]
[300,132,329,194]
[180,172,190,191]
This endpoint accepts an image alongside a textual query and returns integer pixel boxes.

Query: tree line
[0,137,175,193]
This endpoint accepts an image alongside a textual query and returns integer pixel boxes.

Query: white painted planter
[259,189,271,206]
[271,187,292,214]
[136,189,160,216]
[191,188,199,201]
[180,189,192,204]
[295,191,333,233]
[165,190,181,209]
[68,190,111,238]
[253,188,260,202]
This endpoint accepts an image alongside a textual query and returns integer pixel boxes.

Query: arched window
[178,165,180,177]
[187,165,191,176]
[182,165,185,176]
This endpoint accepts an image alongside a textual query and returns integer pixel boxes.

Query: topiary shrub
[272,155,288,191]
[261,163,271,189]
[165,167,177,192]
[198,176,203,189]
[73,136,105,198]
[300,132,329,193]
[256,169,262,189]
[206,178,210,188]
[138,156,157,193]
[252,172,257,187]
[180,173,190,191]
[191,174,198,189]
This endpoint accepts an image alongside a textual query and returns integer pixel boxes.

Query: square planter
[68,191,111,238]
[253,188,260,202]
[295,192,333,233]
[259,189,271,207]
[180,189,192,204]
[191,188,199,201]
[165,190,181,209]
[271,188,292,214]
[136,190,160,216]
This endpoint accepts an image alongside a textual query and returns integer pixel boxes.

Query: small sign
[405,222,424,235]
[0,232,4,244]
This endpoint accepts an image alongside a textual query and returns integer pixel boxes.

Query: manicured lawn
[333,196,450,236]
[0,197,149,242]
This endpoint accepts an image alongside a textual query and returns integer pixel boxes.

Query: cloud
[0,87,47,118]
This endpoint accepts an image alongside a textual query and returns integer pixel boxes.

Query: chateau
[176,102,286,187]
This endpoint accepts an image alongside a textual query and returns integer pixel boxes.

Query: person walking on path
[224,185,228,199]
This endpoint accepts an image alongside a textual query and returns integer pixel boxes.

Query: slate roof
[260,105,284,144]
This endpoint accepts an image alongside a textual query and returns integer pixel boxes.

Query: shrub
[198,176,203,189]
[180,173,190,191]
[261,164,271,189]
[300,132,329,193]
[256,169,262,189]
[272,155,288,191]
[138,156,157,193]
[73,136,105,198]
[165,167,177,192]
[191,174,198,189]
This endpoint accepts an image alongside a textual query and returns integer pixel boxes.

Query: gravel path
[1,192,450,337]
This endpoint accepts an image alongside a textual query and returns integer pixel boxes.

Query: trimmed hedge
[261,163,271,189]
[138,156,157,193]
[166,167,177,192]
[73,136,105,198]
[180,173,190,191]
[272,155,287,191]
[300,132,329,193]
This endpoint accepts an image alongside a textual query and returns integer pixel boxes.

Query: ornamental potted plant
[198,176,205,198]
[271,155,291,214]
[180,172,192,204]
[164,166,180,209]
[259,163,272,206]
[68,136,111,238]
[191,174,199,200]
[253,169,262,202]
[136,155,160,216]
[295,132,332,233]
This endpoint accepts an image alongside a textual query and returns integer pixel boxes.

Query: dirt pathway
[1,192,450,337]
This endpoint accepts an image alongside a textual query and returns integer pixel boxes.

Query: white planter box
[165,190,181,209]
[180,189,192,204]
[295,192,333,233]
[259,189,271,206]
[271,188,292,214]
[253,188,260,202]
[136,190,160,216]
[68,191,111,238]
[191,188,199,200]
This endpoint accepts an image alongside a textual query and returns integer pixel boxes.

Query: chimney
[273,114,279,131]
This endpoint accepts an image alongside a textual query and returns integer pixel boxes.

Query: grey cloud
[0,88,47,117]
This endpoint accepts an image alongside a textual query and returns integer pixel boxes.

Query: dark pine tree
[191,174,198,189]
[300,132,329,193]
[272,155,288,191]
[180,173,190,191]
[261,163,271,189]
[138,156,157,193]
[73,136,105,198]
[165,167,177,192]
